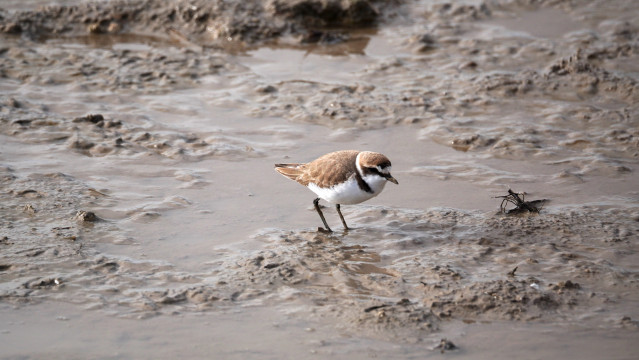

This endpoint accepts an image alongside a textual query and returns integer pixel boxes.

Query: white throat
[362,173,388,195]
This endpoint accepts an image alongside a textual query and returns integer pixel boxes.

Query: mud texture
[1,0,638,357]
[0,0,387,45]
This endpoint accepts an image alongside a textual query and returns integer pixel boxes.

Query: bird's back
[275,150,360,188]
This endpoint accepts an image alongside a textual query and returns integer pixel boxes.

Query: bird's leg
[336,204,349,230]
[313,198,332,233]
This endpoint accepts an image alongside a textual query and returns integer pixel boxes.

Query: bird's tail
[274,163,305,181]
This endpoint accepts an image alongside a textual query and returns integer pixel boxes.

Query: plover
[275,150,398,232]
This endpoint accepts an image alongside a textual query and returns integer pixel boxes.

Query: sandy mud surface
[1,0,638,358]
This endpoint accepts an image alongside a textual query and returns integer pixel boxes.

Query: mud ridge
[0,0,394,45]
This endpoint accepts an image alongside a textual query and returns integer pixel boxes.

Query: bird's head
[358,151,398,184]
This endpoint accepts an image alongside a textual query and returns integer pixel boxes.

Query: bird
[274,150,398,232]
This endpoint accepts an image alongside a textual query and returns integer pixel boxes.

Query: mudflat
[1,0,638,358]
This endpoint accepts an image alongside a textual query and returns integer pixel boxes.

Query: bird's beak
[386,175,398,184]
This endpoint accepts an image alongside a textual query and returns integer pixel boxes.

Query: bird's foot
[317,226,333,234]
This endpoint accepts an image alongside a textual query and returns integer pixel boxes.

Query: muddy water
[1,0,639,358]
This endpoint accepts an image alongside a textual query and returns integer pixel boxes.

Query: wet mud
[1,0,638,358]
[0,0,388,46]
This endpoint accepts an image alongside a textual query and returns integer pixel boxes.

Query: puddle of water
[242,47,369,84]
[446,320,639,360]
[0,302,336,359]
[1,0,93,11]
[487,8,586,39]
[45,33,174,51]
[239,27,405,84]
[2,301,636,359]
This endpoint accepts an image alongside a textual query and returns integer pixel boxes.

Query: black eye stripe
[366,167,386,176]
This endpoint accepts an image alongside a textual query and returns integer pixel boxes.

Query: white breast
[307,174,387,205]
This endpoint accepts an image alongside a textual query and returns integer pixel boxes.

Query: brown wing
[300,150,359,188]
[274,150,360,188]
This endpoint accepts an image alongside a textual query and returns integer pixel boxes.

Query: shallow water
[1,0,639,358]
[3,301,638,359]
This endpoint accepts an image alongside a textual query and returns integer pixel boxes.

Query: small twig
[508,266,518,277]
[495,189,547,214]
[435,339,458,353]
[364,304,388,313]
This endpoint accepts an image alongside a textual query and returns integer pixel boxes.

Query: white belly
[307,175,387,205]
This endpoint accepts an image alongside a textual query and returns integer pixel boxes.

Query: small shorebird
[274,150,398,232]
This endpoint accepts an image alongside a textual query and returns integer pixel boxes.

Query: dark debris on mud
[434,338,458,353]
[496,189,547,214]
